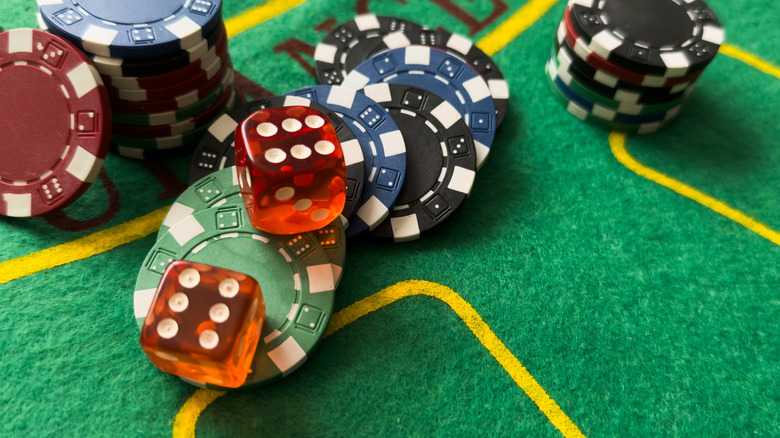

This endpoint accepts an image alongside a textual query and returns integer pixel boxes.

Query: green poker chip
[545,59,668,135]
[159,166,347,286]
[133,205,338,389]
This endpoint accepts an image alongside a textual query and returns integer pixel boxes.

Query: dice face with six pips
[140,260,266,388]
[235,106,347,235]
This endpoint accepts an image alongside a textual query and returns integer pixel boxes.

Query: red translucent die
[140,260,266,388]
[235,106,347,234]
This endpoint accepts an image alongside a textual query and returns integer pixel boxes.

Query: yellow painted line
[610,133,780,246]
[0,206,168,284]
[720,43,780,80]
[174,280,587,438]
[477,0,560,57]
[172,389,227,438]
[224,0,309,39]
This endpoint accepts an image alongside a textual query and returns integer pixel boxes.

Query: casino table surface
[1,0,778,436]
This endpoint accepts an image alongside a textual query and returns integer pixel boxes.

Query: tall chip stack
[37,0,235,159]
[548,0,724,134]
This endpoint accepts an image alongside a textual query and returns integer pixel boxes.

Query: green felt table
[1,0,778,436]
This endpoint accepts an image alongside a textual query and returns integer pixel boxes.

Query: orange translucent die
[140,260,266,388]
[235,106,347,234]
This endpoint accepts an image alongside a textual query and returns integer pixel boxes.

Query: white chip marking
[267,337,306,374]
[389,214,421,242]
[326,85,357,108]
[354,14,380,31]
[313,43,338,63]
[461,76,492,103]
[405,46,431,66]
[134,288,156,319]
[382,31,411,50]
[340,139,363,166]
[8,28,33,54]
[307,264,336,293]
[430,101,461,129]
[362,83,392,104]
[378,130,406,158]
[66,147,100,183]
[356,196,390,229]
[446,33,473,55]
[208,114,240,142]
[169,215,206,247]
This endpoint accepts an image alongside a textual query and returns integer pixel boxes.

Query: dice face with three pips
[140,260,266,388]
[235,106,347,235]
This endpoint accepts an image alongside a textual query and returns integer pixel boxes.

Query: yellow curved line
[610,132,780,246]
[224,0,309,39]
[720,43,780,80]
[174,280,586,438]
[0,206,168,284]
[477,0,560,57]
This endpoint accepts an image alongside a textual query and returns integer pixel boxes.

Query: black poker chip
[313,14,424,85]
[361,83,477,242]
[566,0,724,77]
[189,96,366,222]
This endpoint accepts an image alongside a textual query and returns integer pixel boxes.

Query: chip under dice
[140,260,266,388]
[235,106,347,234]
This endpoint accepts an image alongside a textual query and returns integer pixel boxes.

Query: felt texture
[1,0,779,436]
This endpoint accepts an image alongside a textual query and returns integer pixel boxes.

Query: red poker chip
[0,28,111,217]
[561,6,701,88]
[110,62,234,114]
[102,27,229,91]
[107,51,230,103]
[112,85,235,138]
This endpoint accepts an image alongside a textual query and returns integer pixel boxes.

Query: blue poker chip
[38,0,223,59]
[286,85,407,240]
[342,45,496,170]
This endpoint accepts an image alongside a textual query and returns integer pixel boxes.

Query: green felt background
[1,0,779,436]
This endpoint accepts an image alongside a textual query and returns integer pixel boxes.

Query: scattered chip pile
[131,14,510,390]
[548,0,724,134]
[37,0,236,160]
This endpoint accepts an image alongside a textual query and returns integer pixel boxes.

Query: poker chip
[133,206,337,389]
[0,28,110,217]
[38,0,224,58]
[557,13,699,88]
[362,83,477,242]
[314,14,424,85]
[112,70,235,126]
[158,166,348,286]
[90,21,225,78]
[285,85,407,239]
[545,59,666,135]
[112,87,235,138]
[109,62,233,114]
[547,57,680,125]
[566,0,724,77]
[107,52,227,102]
[189,95,366,222]
[342,46,496,170]
[102,27,228,90]
[555,39,694,105]
[111,115,220,149]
